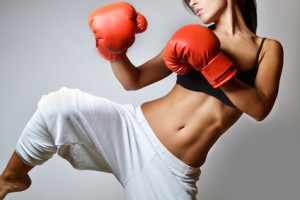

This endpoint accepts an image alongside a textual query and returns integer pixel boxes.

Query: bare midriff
[141,84,243,168]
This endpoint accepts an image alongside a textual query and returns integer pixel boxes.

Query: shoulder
[259,38,284,69]
[256,38,284,91]
[263,38,284,59]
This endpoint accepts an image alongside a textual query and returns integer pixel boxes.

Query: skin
[0,0,283,199]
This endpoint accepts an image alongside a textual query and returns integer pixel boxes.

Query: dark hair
[182,0,257,33]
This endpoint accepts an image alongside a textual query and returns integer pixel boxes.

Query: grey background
[0,0,299,199]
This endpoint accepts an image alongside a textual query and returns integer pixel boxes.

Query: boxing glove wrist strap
[200,53,237,88]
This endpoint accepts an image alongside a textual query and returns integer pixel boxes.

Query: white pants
[16,87,200,200]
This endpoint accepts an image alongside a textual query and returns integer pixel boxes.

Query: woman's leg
[0,151,33,200]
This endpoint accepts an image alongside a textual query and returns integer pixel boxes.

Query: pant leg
[16,109,57,167]
[124,154,194,200]
[15,87,156,185]
[16,87,118,172]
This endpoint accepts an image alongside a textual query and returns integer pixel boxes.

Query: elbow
[122,83,141,91]
[121,78,145,91]
[122,86,135,91]
[253,114,267,122]
[252,107,271,122]
[248,98,275,121]
[123,87,137,91]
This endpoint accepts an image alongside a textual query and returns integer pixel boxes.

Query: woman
[0,0,283,199]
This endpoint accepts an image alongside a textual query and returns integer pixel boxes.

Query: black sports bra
[176,37,266,108]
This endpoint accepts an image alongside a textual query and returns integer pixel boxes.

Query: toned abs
[141,84,242,168]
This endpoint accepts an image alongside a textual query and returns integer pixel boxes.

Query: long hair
[182,0,257,33]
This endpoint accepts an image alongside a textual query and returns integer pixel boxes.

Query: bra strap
[255,37,266,66]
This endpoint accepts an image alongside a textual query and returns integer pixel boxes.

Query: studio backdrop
[0,0,299,200]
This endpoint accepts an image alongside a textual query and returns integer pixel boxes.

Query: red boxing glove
[164,24,236,88]
[88,2,147,61]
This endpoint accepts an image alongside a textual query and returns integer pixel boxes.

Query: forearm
[110,56,141,90]
[220,78,275,121]
[109,49,172,91]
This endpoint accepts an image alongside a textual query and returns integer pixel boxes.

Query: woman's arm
[220,39,284,121]
[110,48,172,90]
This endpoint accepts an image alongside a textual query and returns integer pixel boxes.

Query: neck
[214,1,253,36]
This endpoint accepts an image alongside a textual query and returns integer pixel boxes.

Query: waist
[135,106,201,176]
